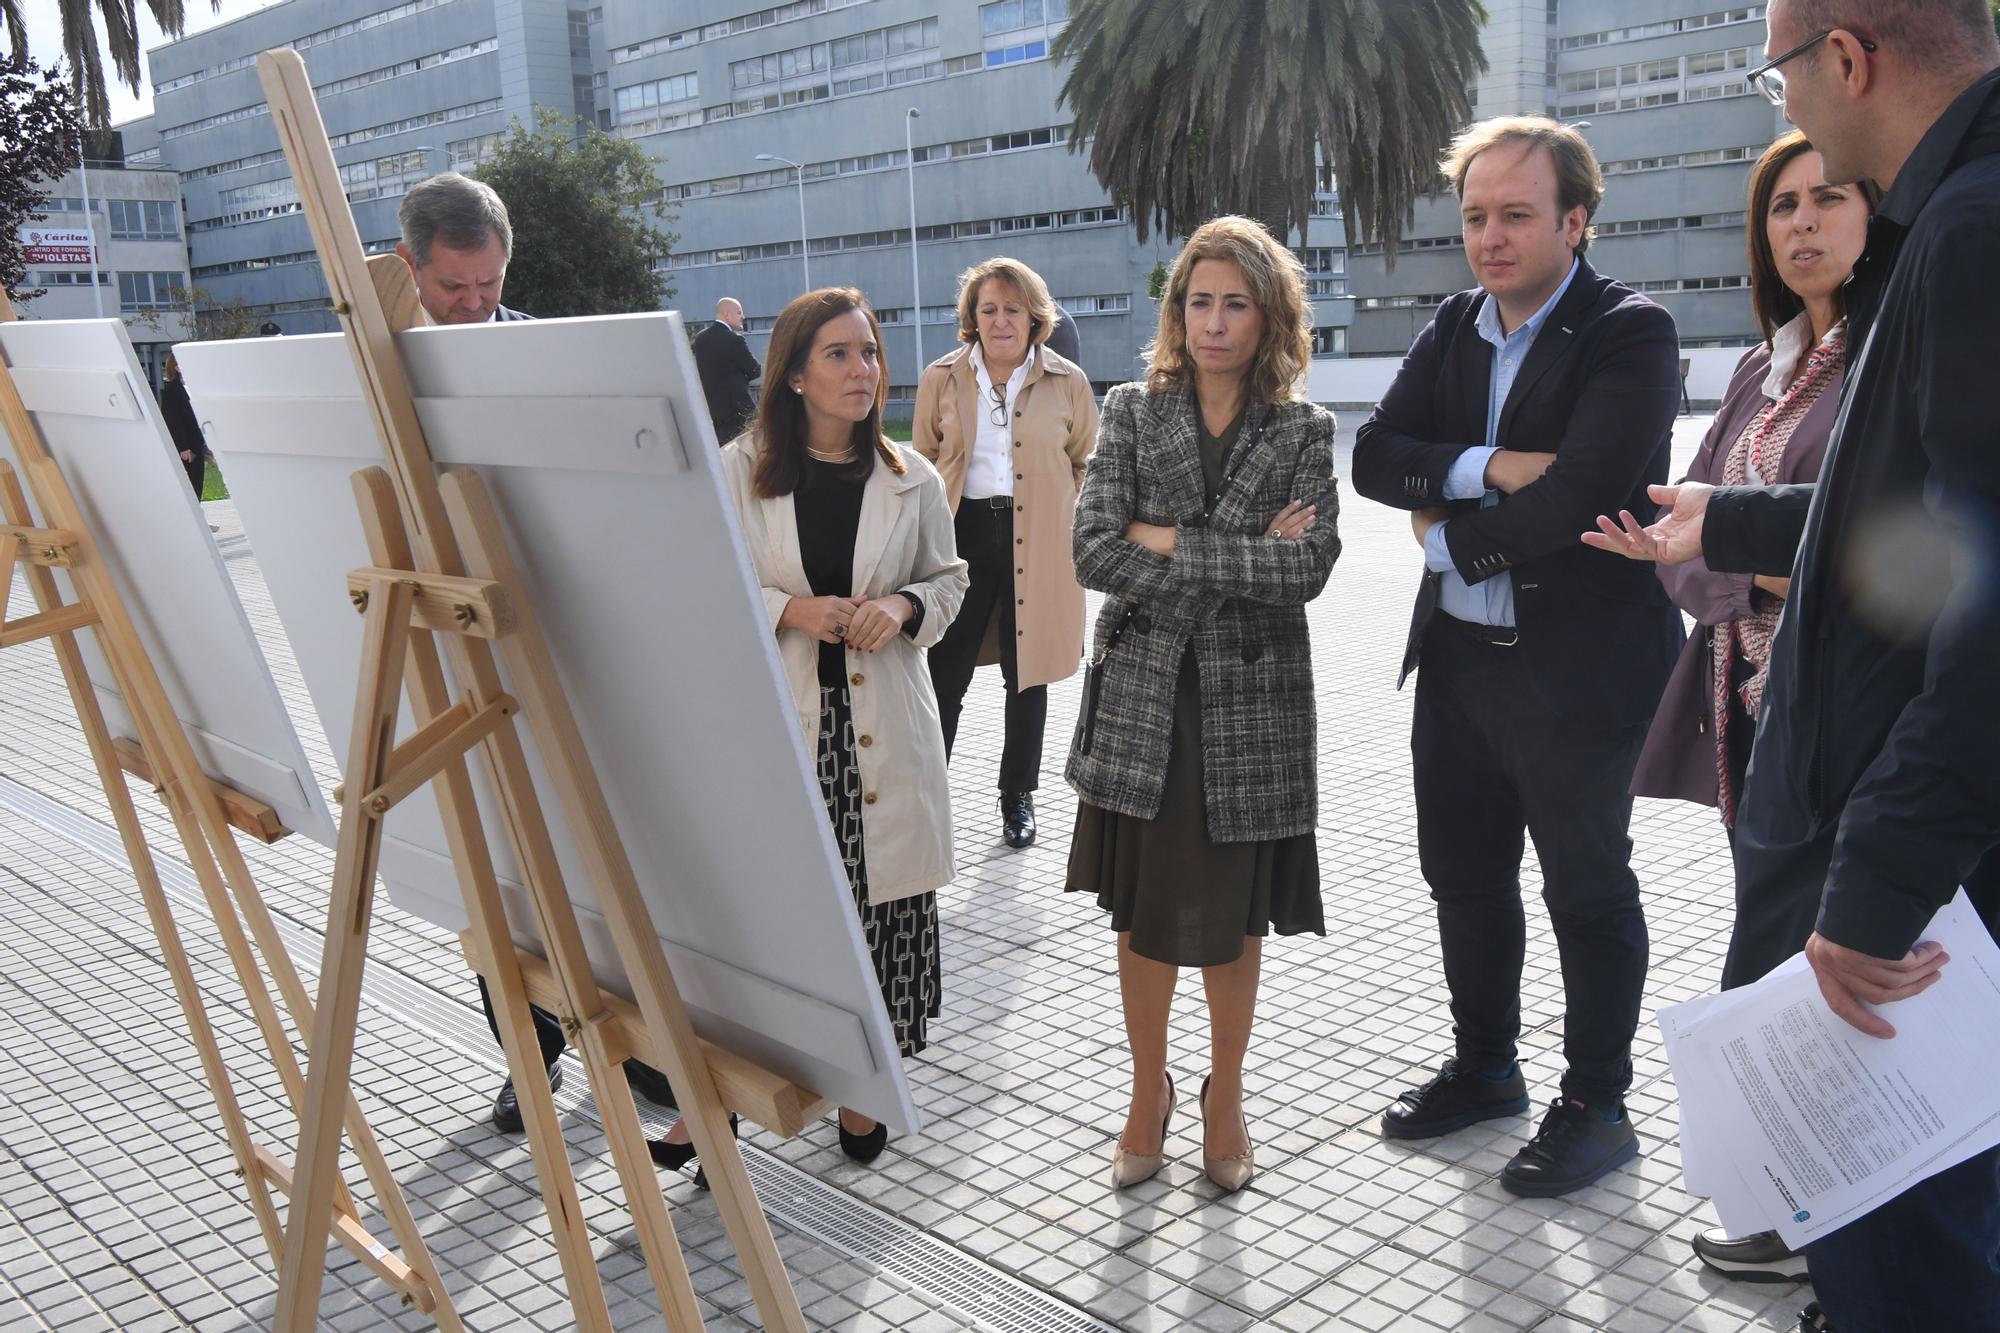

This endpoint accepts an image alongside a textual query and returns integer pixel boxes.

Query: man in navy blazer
[1352,117,1684,1197]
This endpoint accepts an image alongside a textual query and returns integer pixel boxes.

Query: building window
[980,0,1069,37]
[107,199,180,240]
[31,270,113,287]
[985,40,1047,68]
[1311,326,1347,356]
[118,271,184,312]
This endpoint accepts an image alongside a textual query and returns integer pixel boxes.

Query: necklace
[806,445,857,462]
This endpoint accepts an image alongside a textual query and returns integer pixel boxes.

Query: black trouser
[928,498,1046,792]
[476,976,676,1103]
[1411,616,1650,1109]
[184,451,206,499]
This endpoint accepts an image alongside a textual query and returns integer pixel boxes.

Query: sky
[16,0,286,126]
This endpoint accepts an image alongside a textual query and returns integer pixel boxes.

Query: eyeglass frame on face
[987,381,1009,427]
[1749,28,1878,107]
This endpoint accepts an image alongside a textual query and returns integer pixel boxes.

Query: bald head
[715,298,744,329]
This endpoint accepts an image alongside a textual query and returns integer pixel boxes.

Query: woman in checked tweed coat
[1065,216,1341,1193]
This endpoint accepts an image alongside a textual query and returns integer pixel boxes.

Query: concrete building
[1346,0,1783,356]
[15,157,193,388]
[137,0,591,334]
[603,0,1352,399]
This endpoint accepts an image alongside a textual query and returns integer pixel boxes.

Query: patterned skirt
[817,684,940,1057]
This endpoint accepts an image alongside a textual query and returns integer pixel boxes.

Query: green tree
[1054,0,1486,261]
[2,2,216,128]
[473,107,678,319]
[0,54,82,300]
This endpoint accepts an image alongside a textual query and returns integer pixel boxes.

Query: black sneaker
[1380,1058,1530,1140]
[1690,1227,1809,1283]
[490,1064,562,1134]
[1499,1096,1639,1197]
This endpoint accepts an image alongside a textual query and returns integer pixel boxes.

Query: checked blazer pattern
[1066,382,1341,841]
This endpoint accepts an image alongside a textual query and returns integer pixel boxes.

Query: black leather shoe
[625,1060,678,1110]
[1797,1302,1834,1332]
[1000,791,1036,848]
[650,1113,738,1191]
[1500,1096,1639,1197]
[1380,1058,1529,1140]
[490,1064,562,1134]
[837,1116,888,1163]
[1690,1227,1808,1283]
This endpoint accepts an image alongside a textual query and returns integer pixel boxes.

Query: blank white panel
[0,317,334,845]
[179,312,918,1132]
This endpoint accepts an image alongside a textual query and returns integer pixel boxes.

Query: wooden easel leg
[349,468,618,1331]
[443,469,808,1332]
[272,576,415,1333]
[18,456,463,1325]
[0,464,291,1269]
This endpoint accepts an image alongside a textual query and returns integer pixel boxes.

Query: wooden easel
[0,292,463,1325]
[257,48,820,1332]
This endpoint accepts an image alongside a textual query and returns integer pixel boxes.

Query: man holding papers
[1585,2,2000,1328]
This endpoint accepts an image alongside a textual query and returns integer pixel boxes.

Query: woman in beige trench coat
[660,288,967,1174]
[913,256,1098,850]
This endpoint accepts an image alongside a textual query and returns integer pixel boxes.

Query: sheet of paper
[1659,890,2000,1249]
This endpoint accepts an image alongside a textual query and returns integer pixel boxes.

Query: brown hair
[1441,116,1605,252]
[1746,130,1882,343]
[751,287,904,498]
[954,257,1058,351]
[1145,215,1311,404]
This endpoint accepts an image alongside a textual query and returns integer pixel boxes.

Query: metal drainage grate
[0,772,1120,1333]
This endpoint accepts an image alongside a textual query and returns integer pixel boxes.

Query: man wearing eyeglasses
[1587,3,2000,1328]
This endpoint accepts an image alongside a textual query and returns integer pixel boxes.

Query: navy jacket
[1706,68,2000,984]
[1352,256,1684,725]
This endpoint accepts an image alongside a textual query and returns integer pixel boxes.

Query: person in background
[695,287,965,1171]
[1066,216,1340,1195]
[1586,4,2000,1325]
[1044,301,1082,366]
[157,355,208,499]
[1351,116,1684,1199]
[1630,131,1874,1285]
[693,297,764,445]
[394,173,530,327]
[914,258,1097,849]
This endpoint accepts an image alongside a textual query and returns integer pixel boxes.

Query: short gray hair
[398,173,512,268]
[1790,0,1999,73]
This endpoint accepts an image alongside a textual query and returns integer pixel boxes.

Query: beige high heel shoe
[1110,1071,1176,1189]
[1199,1074,1256,1193]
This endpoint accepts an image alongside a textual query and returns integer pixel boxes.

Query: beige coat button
[863,791,878,805]
[858,734,874,747]
[850,672,864,686]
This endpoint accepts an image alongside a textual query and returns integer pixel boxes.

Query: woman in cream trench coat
[721,430,968,906]
[913,256,1097,850]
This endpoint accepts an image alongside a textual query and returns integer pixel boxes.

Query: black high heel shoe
[650,1113,739,1190]
[836,1113,888,1163]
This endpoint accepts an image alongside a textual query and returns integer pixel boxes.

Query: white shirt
[963,343,1035,500]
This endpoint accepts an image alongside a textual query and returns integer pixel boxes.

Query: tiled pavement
[0,417,1816,1331]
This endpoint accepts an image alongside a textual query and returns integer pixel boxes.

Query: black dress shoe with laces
[1380,1058,1529,1139]
[1500,1096,1639,1197]
[490,1064,563,1133]
[1000,791,1036,849]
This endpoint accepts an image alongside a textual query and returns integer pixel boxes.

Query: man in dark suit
[1352,117,1684,1197]
[396,171,674,1130]
[690,297,762,444]
[394,172,532,327]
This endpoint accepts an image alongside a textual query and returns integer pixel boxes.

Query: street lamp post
[754,152,810,292]
[903,108,922,379]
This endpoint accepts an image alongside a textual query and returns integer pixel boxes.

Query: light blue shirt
[1423,257,1580,627]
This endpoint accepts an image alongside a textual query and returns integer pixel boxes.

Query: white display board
[0,318,335,845]
[178,312,919,1131]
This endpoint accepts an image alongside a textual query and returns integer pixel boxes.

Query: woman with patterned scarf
[1627,129,1876,1286]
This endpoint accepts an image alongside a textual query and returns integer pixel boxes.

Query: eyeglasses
[987,382,1008,428]
[1749,29,1877,106]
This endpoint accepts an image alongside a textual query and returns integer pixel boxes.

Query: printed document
[1660,889,2000,1248]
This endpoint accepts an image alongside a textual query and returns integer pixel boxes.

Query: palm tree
[2,2,216,128]
[1054,0,1487,261]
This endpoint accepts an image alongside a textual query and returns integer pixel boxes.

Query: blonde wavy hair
[1146,216,1311,403]
[954,256,1057,350]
